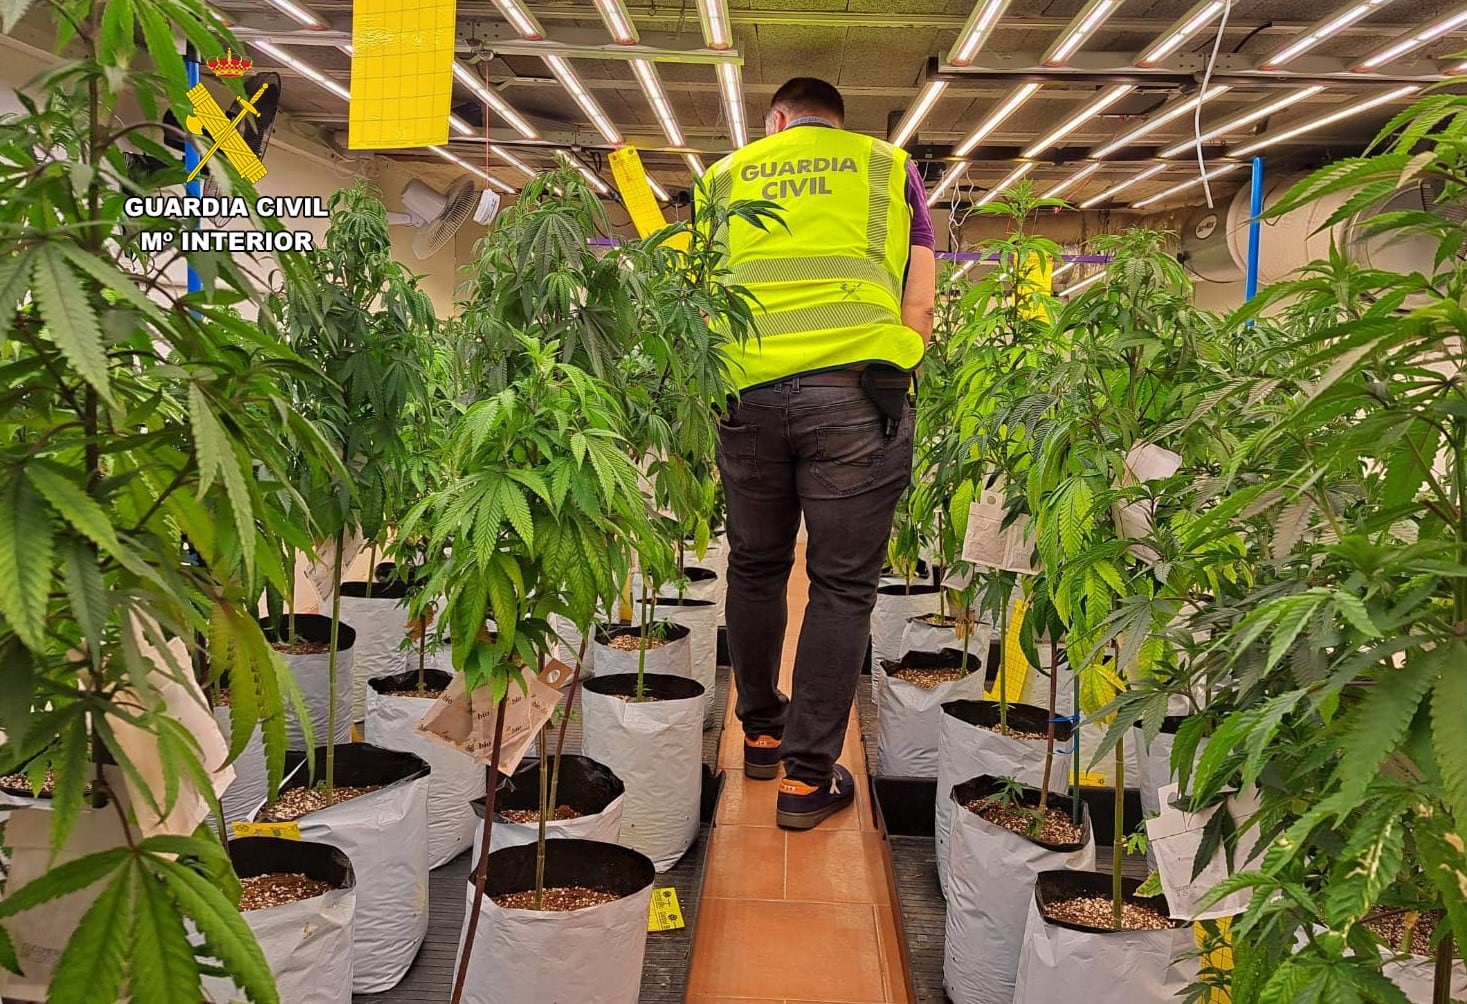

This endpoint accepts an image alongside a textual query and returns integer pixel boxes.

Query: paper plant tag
[232,820,301,840]
[494,672,561,775]
[538,658,574,690]
[647,887,685,931]
[416,669,560,773]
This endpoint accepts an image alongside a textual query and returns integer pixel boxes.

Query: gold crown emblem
[206,49,252,78]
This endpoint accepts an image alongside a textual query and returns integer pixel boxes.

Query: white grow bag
[581,672,705,872]
[876,651,990,778]
[650,598,719,728]
[203,837,356,1004]
[1380,944,1467,1001]
[901,613,988,658]
[261,614,355,750]
[267,744,430,993]
[474,754,626,860]
[365,669,483,869]
[1012,872,1198,1004]
[214,704,268,826]
[338,580,414,722]
[453,839,655,1004]
[870,584,941,698]
[1147,784,1261,921]
[944,778,1096,1004]
[935,700,1072,896]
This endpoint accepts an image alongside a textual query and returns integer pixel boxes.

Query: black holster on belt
[861,364,913,438]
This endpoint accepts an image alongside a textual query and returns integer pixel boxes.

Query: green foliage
[0,0,346,998]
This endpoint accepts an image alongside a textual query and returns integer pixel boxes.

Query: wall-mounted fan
[201,72,283,225]
[387,177,501,259]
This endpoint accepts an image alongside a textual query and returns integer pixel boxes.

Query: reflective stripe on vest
[706,127,925,390]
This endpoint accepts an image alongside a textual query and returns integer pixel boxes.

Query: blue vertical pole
[1244,155,1264,302]
[184,44,202,295]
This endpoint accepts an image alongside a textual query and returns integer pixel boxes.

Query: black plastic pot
[652,596,714,610]
[680,566,718,585]
[259,614,357,749]
[940,699,1073,743]
[877,581,940,597]
[474,754,626,822]
[228,835,355,892]
[279,742,429,795]
[593,621,692,647]
[367,667,454,695]
[259,612,357,651]
[582,671,704,703]
[339,579,412,601]
[951,775,1091,852]
[1032,869,1185,933]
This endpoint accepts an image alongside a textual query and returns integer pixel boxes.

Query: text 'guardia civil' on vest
[741,157,861,199]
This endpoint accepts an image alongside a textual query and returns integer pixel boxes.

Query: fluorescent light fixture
[631,60,685,146]
[1158,86,1323,158]
[452,62,541,140]
[568,158,612,195]
[1131,162,1240,207]
[891,80,949,148]
[262,0,326,28]
[1051,260,1076,277]
[1023,84,1134,159]
[492,0,545,39]
[449,114,475,136]
[430,146,517,194]
[1079,162,1169,208]
[1043,0,1123,66]
[949,0,1013,65]
[718,61,749,147]
[490,144,537,179]
[544,54,622,144]
[1227,85,1419,156]
[1089,85,1231,157]
[593,0,639,43]
[974,161,1036,206]
[1261,0,1396,68]
[647,177,671,201]
[699,0,734,48]
[251,40,350,101]
[1355,5,1467,69]
[1136,0,1227,65]
[684,153,707,176]
[1043,160,1102,199]
[927,165,965,208]
[955,82,1042,155]
[1060,270,1106,296]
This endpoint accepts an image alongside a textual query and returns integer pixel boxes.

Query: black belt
[789,369,865,388]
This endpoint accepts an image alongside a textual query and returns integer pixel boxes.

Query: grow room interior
[2,0,1467,1000]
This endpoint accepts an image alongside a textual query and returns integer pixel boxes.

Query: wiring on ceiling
[1194,0,1234,209]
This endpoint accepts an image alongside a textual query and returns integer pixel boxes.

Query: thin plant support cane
[325,529,346,802]
[1071,664,1083,827]
[996,576,1011,731]
[536,710,549,909]
[1433,933,1456,1004]
[547,638,591,829]
[451,698,509,1004]
[1039,644,1060,813]
[1113,731,1126,930]
[635,580,654,700]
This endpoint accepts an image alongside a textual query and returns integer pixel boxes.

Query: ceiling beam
[230,26,742,64]
[934,50,1450,86]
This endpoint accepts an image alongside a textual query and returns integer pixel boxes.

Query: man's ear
[766,108,785,134]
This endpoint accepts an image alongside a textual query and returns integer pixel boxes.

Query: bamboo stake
[450,699,508,1004]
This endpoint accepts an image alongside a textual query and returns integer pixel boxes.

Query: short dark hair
[770,77,845,123]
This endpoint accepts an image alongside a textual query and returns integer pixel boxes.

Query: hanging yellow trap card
[349,0,456,149]
[610,146,691,252]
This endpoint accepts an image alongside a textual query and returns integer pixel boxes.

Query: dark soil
[966,797,1085,845]
[493,886,620,911]
[382,689,446,699]
[272,639,331,656]
[0,768,61,797]
[1366,909,1441,957]
[606,634,668,651]
[239,873,334,911]
[891,667,966,689]
[257,785,382,822]
[1044,894,1173,931]
[500,805,583,824]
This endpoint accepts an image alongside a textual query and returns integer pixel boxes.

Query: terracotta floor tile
[874,902,912,1003]
[689,899,887,1002]
[717,771,863,830]
[703,826,787,900]
[784,830,891,905]
[688,998,785,1004]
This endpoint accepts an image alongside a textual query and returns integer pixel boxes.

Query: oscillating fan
[387,177,501,259]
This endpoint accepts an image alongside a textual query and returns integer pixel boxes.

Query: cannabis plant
[0,0,340,998]
[274,180,436,796]
[1166,86,1467,1004]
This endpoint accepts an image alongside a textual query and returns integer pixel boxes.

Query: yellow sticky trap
[1195,917,1234,1001]
[1076,772,1108,786]
[1016,254,1052,320]
[231,821,302,840]
[348,0,456,149]
[609,147,691,252]
[985,597,1032,704]
[647,887,685,931]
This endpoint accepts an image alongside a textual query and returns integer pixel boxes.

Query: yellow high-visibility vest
[704,126,926,391]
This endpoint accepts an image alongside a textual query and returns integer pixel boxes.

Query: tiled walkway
[689,547,913,1004]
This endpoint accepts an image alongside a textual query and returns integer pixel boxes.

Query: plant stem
[365,543,377,599]
[535,716,548,910]
[1431,933,1455,1004]
[451,699,508,1004]
[1113,731,1125,930]
[325,529,345,803]
[1040,640,1058,814]
[548,637,589,822]
[636,582,652,700]
[416,630,427,694]
[997,582,1009,731]
[1071,660,1082,826]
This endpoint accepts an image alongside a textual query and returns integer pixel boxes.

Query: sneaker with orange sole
[743,734,783,780]
[776,765,855,830]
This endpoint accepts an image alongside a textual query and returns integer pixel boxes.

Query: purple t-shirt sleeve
[906,160,936,250]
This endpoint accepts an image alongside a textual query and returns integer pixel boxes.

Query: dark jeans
[715,376,914,785]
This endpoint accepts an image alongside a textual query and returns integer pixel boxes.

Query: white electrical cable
[1193,0,1233,209]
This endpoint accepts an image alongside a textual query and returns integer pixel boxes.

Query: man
[703,77,936,830]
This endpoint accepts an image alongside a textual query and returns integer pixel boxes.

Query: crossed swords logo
[183,80,271,184]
